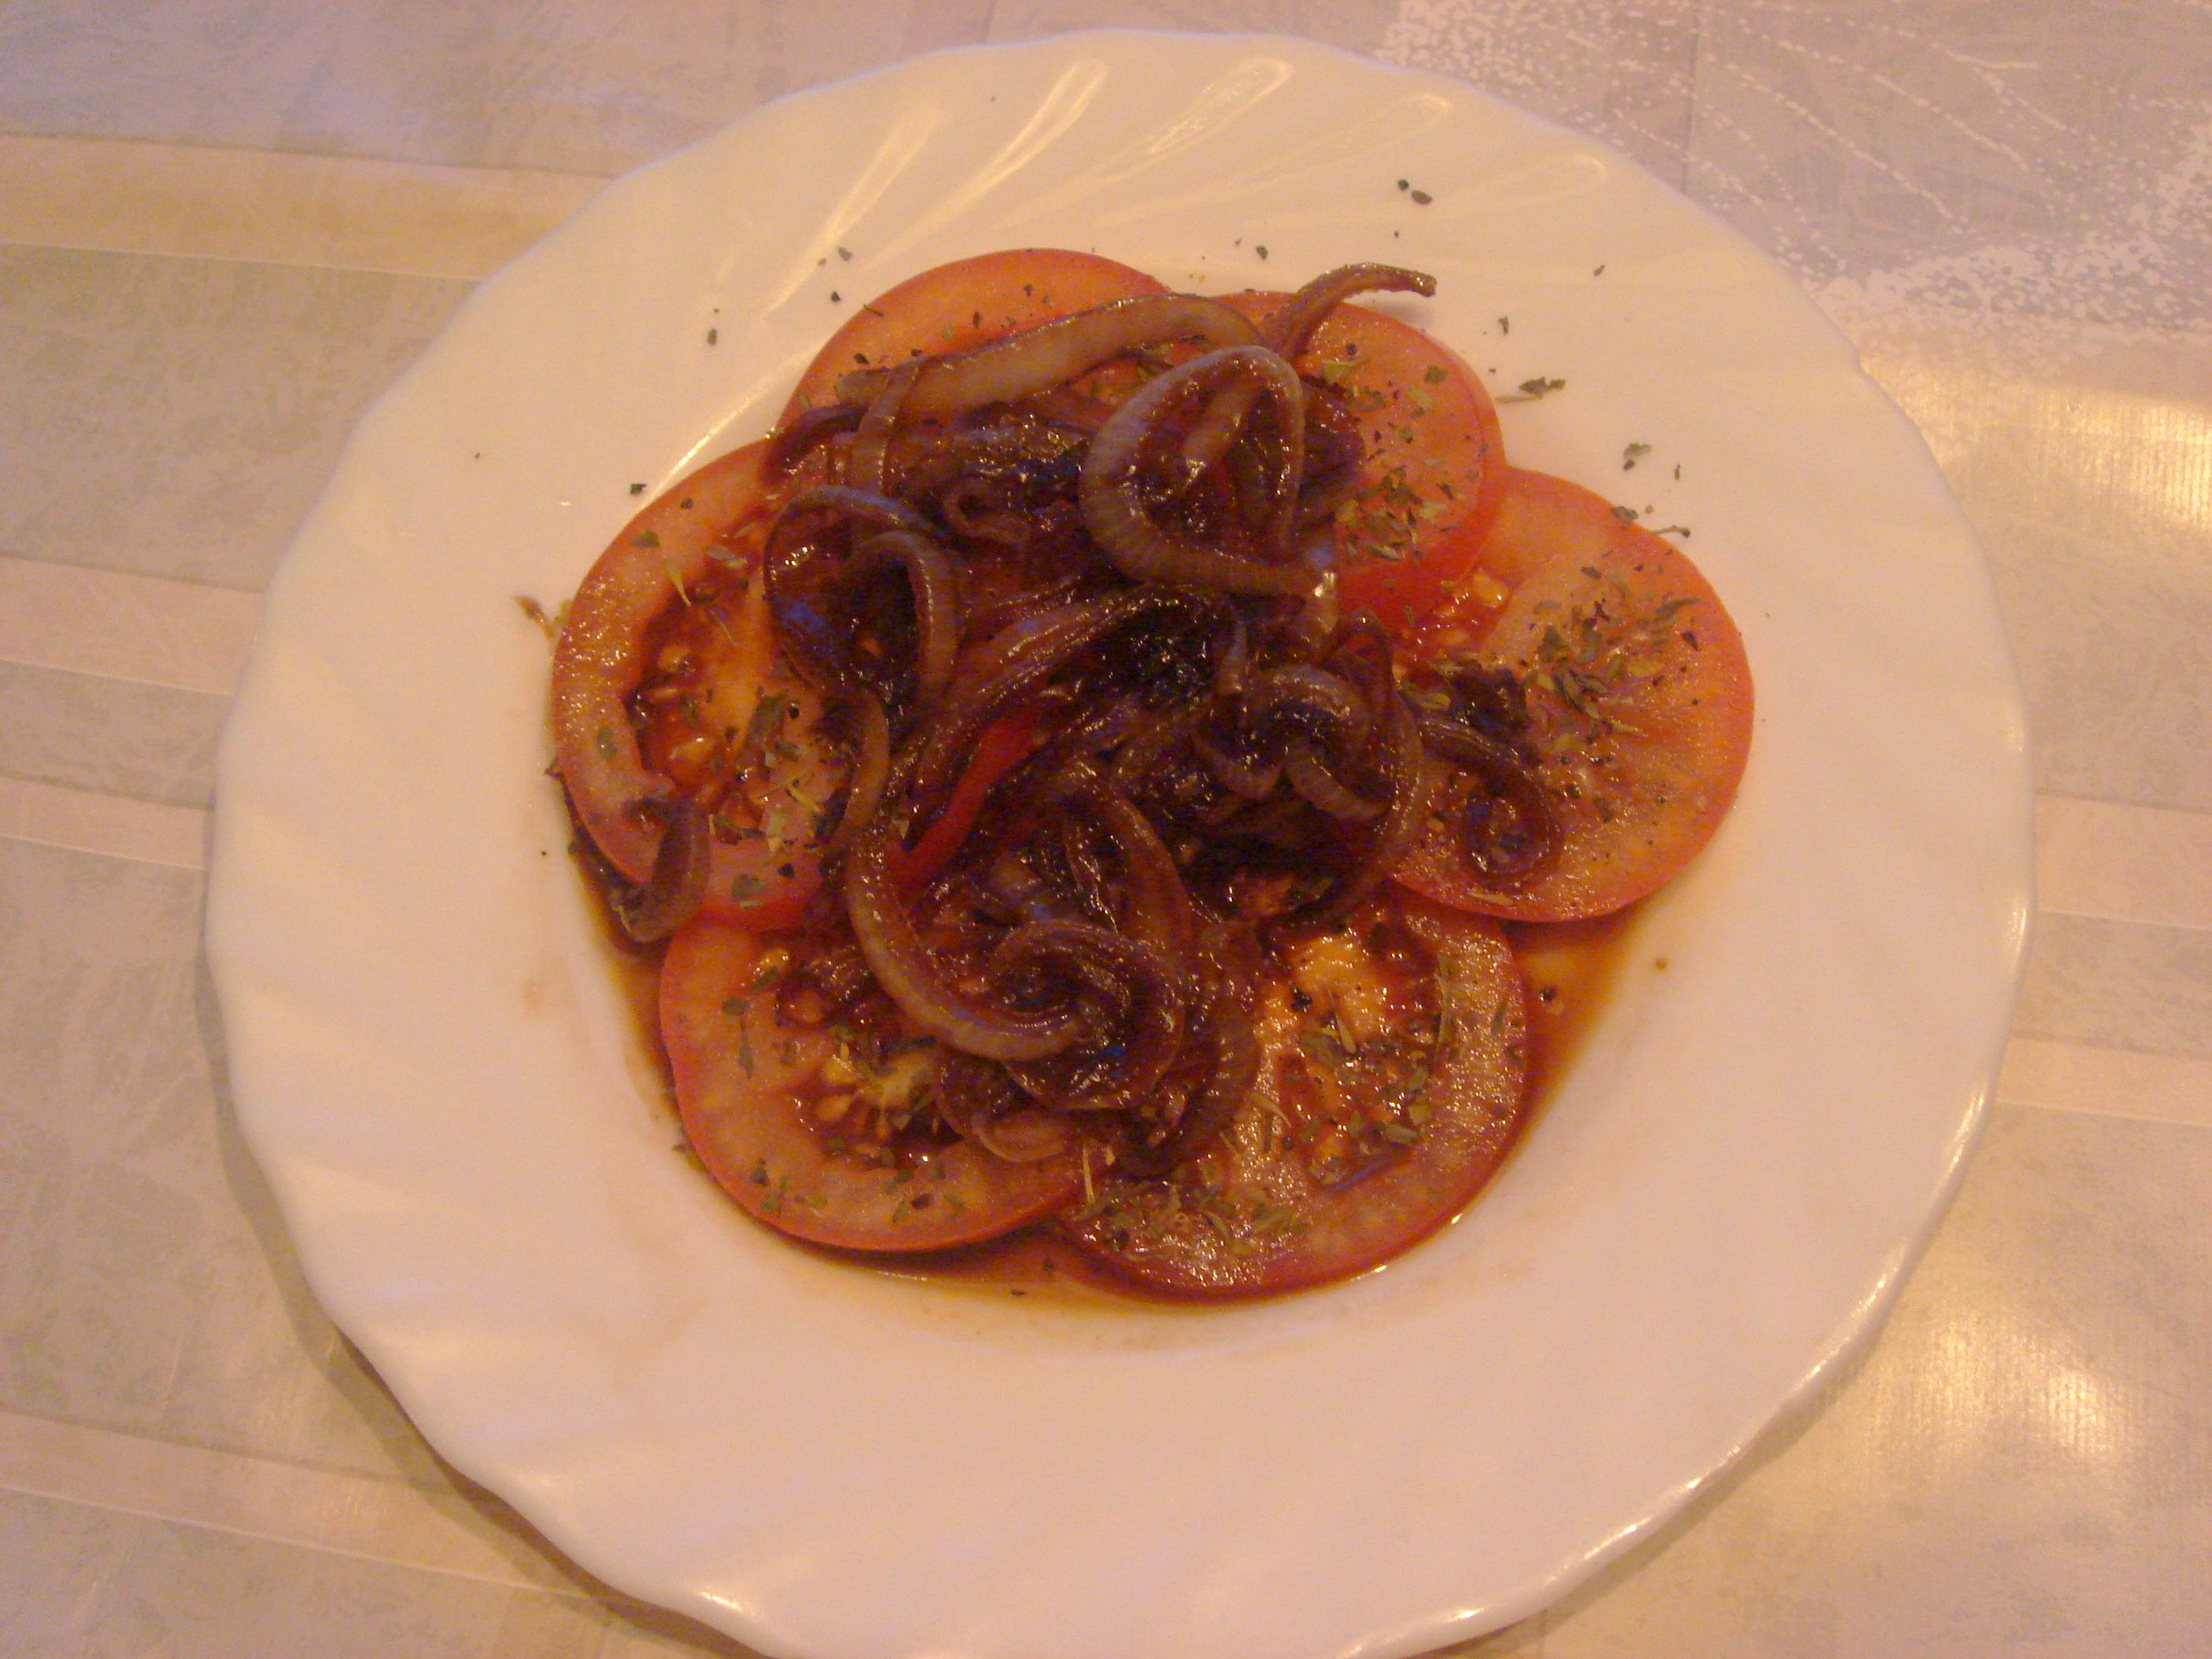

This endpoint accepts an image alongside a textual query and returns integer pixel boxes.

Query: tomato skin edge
[1397,467,1754,923]
[551,441,781,889]
[661,921,1085,1253]
[1064,898,1531,1298]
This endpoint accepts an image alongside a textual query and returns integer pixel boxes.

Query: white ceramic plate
[207,31,2031,1659]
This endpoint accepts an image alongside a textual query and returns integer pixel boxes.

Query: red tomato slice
[551,441,1031,928]
[549,440,820,926]
[782,247,1168,419]
[662,921,1085,1251]
[1064,896,1529,1298]
[1221,290,1507,629]
[1396,467,1755,923]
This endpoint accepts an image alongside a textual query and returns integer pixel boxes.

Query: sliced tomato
[782,248,1168,419]
[549,440,819,926]
[551,441,1031,928]
[662,921,1084,1251]
[1064,896,1529,1298]
[1221,291,1507,629]
[1397,467,1755,923]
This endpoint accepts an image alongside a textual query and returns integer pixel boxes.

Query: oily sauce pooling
[549,249,1753,1299]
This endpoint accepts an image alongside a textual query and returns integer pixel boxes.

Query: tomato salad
[550,250,1752,1298]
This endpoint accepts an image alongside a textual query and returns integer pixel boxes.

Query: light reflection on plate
[207,31,2030,1659]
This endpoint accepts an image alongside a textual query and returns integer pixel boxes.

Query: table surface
[2,2,2207,1655]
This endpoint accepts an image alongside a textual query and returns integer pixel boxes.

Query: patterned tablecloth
[2,2,2207,1654]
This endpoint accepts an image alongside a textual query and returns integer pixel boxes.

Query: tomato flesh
[551,439,1032,926]
[1397,467,1755,922]
[550,441,822,921]
[1064,896,1529,1297]
[662,922,1085,1251]
[1222,291,1507,629]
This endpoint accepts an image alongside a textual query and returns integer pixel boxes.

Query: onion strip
[1079,346,1313,595]
[837,294,1261,419]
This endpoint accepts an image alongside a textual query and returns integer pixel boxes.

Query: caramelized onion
[826,690,892,857]
[610,262,1602,1234]
[765,401,860,477]
[766,489,955,709]
[1280,688,1434,927]
[936,1053,1076,1162]
[607,796,709,942]
[1113,936,1259,1176]
[938,478,1032,548]
[1419,661,1561,886]
[1083,784,1197,957]
[1283,744,1383,822]
[1167,265,1436,490]
[1240,663,1372,752]
[837,294,1260,419]
[1260,262,1437,357]
[1339,689,1437,910]
[855,529,960,707]
[845,361,920,495]
[889,414,1086,494]
[1423,715,1559,885]
[994,921,1187,1113]
[1079,346,1313,595]
[843,813,1090,1062]
[903,588,1221,833]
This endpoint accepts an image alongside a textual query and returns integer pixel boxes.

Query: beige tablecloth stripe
[0,554,260,696]
[0,131,600,280]
[2034,794,2212,933]
[0,776,208,870]
[1995,1038,2212,1129]
[0,1408,595,1596]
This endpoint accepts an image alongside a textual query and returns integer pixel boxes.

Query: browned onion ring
[765,401,860,477]
[937,478,1031,548]
[1168,265,1435,488]
[960,571,1087,641]
[1189,728,1280,800]
[845,360,919,495]
[853,529,960,707]
[605,795,709,942]
[825,690,892,859]
[1261,262,1437,357]
[901,587,1223,834]
[1082,783,1198,958]
[1279,687,1435,928]
[1111,926,1260,1176]
[935,1053,1076,1162]
[1240,662,1373,750]
[1284,744,1384,822]
[1421,714,1561,886]
[842,811,1090,1063]
[765,489,955,707]
[888,414,1086,497]
[837,293,1261,419]
[1079,346,1313,596]
[1106,694,1215,800]
[994,921,1187,1113]
[1174,378,1257,490]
